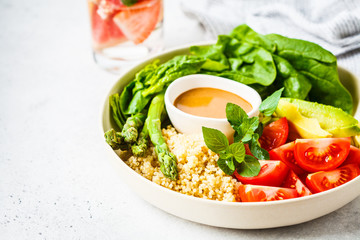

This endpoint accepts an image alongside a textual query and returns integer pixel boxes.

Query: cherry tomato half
[259,117,289,151]
[294,138,351,172]
[341,145,360,167]
[282,170,312,197]
[239,185,298,202]
[234,160,289,187]
[269,141,307,176]
[306,163,360,193]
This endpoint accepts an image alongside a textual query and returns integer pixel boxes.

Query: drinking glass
[88,0,164,73]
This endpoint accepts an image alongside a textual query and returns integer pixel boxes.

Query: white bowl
[101,43,360,229]
[164,74,261,140]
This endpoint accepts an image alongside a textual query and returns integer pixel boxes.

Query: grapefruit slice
[88,1,126,50]
[113,0,161,44]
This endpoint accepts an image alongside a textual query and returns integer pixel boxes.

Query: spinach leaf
[190,35,231,69]
[230,24,276,52]
[272,55,312,99]
[237,46,277,86]
[267,34,352,113]
[266,33,336,63]
[223,37,277,86]
[206,71,260,85]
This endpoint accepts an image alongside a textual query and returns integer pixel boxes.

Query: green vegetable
[105,24,354,182]
[109,94,126,130]
[121,112,147,143]
[142,55,206,97]
[202,127,261,176]
[131,123,149,156]
[259,87,284,117]
[202,88,284,176]
[229,24,276,52]
[279,98,360,137]
[272,55,312,100]
[266,34,353,114]
[104,129,128,151]
[189,24,353,113]
[146,92,178,180]
[190,35,231,70]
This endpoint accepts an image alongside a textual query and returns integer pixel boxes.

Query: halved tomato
[294,138,351,172]
[259,117,289,151]
[269,141,307,176]
[234,160,289,187]
[341,145,360,167]
[239,185,298,202]
[306,163,360,193]
[282,170,312,196]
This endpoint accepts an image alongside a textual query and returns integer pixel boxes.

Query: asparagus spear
[104,129,128,151]
[146,92,178,180]
[131,123,149,156]
[121,112,146,143]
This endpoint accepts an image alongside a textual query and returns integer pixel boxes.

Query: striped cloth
[181,0,360,76]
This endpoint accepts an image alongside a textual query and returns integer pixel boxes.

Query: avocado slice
[276,99,332,139]
[279,98,360,137]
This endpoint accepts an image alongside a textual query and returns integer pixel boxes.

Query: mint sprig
[259,87,284,117]
[202,88,284,177]
[202,127,260,176]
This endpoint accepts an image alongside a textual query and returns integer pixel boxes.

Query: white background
[0,0,359,239]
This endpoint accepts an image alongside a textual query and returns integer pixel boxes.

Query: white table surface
[1,0,359,239]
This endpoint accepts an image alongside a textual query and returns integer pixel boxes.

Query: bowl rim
[101,42,360,208]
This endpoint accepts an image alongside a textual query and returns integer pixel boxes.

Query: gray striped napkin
[181,0,360,76]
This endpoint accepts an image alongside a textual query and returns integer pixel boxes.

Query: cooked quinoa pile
[122,126,239,202]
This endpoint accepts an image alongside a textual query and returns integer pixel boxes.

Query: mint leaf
[202,127,229,153]
[217,158,235,175]
[226,102,247,126]
[239,117,260,142]
[228,142,245,164]
[237,155,261,177]
[219,151,233,160]
[259,87,284,116]
[249,134,269,160]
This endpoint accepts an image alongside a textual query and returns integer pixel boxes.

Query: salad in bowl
[102,24,360,228]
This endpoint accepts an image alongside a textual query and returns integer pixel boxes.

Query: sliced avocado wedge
[276,99,332,139]
[279,98,360,137]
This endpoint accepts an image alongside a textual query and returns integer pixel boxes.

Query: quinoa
[123,126,239,202]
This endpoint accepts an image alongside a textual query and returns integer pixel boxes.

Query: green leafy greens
[190,24,353,114]
[105,24,353,181]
